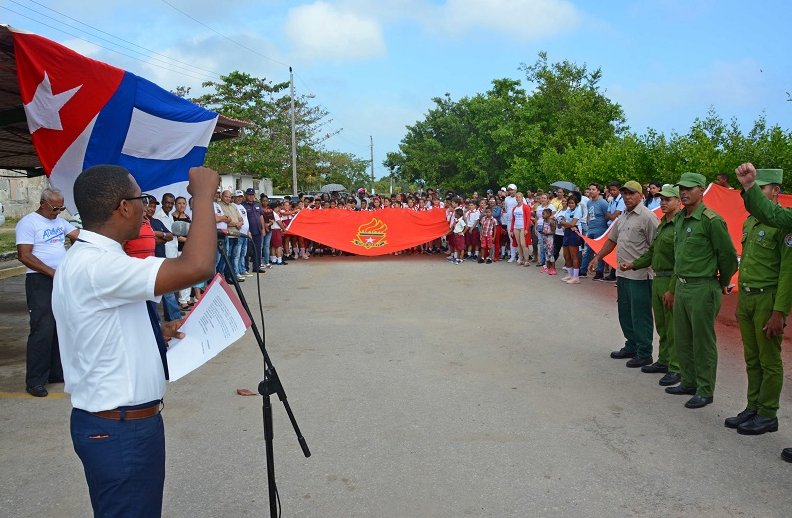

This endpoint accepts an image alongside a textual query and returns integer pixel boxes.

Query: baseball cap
[234,190,244,197]
[144,194,159,205]
[675,172,707,188]
[655,185,679,198]
[619,180,643,193]
[755,168,783,186]
[507,183,517,190]
[245,187,256,195]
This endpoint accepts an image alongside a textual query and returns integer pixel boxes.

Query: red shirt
[123,218,156,259]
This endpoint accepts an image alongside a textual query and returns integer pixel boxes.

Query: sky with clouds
[4,0,791,180]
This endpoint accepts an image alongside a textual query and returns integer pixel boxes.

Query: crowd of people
[13,162,792,517]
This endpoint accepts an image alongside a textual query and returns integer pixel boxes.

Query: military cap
[655,184,680,198]
[755,168,783,186]
[675,172,707,188]
[619,180,643,193]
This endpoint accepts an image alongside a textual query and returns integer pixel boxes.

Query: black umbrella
[550,180,577,192]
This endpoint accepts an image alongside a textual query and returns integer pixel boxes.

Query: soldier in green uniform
[725,168,792,435]
[736,162,792,463]
[620,185,682,387]
[664,172,738,409]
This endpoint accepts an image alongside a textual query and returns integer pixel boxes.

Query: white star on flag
[365,237,375,243]
[23,72,82,133]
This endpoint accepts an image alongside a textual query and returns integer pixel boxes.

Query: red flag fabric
[581,184,792,270]
[286,209,450,256]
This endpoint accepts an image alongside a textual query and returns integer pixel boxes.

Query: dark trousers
[71,406,165,517]
[553,234,563,261]
[616,277,654,359]
[250,234,263,271]
[25,273,62,387]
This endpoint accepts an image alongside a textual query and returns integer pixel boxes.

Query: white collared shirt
[52,230,166,412]
[154,208,178,258]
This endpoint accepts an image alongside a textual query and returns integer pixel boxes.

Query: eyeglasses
[45,201,66,212]
[123,194,157,205]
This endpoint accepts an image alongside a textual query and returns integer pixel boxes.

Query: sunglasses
[124,194,157,205]
[45,200,66,212]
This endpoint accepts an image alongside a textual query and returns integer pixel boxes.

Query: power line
[159,0,290,68]
[5,1,220,81]
[1,6,215,83]
[21,0,223,78]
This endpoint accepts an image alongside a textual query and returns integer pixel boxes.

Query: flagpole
[290,67,298,197]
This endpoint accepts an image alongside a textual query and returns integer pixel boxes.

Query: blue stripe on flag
[83,71,216,191]
[119,146,208,192]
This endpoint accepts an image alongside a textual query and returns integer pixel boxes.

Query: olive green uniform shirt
[672,203,738,288]
[632,213,675,273]
[743,184,792,229]
[739,214,792,315]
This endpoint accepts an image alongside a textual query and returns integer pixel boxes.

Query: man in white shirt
[15,187,80,397]
[503,183,519,261]
[52,164,218,517]
[153,193,183,319]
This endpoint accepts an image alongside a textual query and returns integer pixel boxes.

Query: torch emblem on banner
[352,218,388,249]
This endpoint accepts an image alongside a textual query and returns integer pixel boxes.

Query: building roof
[0,26,250,177]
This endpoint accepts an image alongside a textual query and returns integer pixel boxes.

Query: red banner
[286,208,450,256]
[581,184,792,270]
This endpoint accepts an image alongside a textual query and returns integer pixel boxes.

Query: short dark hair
[162,192,175,202]
[717,172,729,179]
[588,183,601,191]
[648,180,661,188]
[608,181,621,188]
[74,164,135,229]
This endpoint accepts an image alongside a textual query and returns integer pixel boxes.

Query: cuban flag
[12,27,218,211]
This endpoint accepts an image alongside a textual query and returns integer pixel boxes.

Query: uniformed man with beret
[725,168,792,435]
[664,172,738,409]
[735,162,792,463]
[621,185,682,387]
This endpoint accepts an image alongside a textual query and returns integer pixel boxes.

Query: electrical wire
[19,0,223,78]
[5,1,220,81]
[0,6,215,83]
[160,0,290,68]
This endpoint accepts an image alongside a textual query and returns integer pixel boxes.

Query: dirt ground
[1,255,791,517]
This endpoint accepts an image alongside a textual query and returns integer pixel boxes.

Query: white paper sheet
[166,274,252,381]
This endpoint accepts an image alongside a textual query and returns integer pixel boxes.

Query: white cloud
[284,2,386,61]
[426,0,582,40]
[59,38,102,58]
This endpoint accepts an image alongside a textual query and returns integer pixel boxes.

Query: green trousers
[652,276,679,373]
[674,278,722,398]
[737,289,784,418]
[617,277,654,359]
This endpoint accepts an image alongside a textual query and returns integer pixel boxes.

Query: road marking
[0,265,25,280]
[0,391,67,399]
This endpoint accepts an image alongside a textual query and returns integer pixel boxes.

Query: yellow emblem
[352,218,388,249]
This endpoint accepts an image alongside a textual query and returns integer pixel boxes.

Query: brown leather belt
[92,401,162,420]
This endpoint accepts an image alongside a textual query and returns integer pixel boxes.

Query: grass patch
[0,217,19,254]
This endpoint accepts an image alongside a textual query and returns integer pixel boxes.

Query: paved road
[2,256,791,517]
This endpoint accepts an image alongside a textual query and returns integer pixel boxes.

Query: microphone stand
[216,234,311,517]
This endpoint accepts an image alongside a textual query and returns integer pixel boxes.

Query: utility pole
[370,135,375,194]
[290,67,297,196]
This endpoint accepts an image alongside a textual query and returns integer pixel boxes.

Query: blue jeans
[580,229,606,273]
[237,237,248,273]
[71,405,165,517]
[162,293,181,322]
[228,238,242,276]
[262,231,272,266]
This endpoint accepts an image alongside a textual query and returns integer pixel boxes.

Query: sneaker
[486,259,492,264]
[507,258,515,263]
[566,278,581,284]
[478,258,485,264]
[548,268,557,275]
[447,257,456,263]
[454,259,462,264]
[540,265,548,272]
[561,275,571,281]
[593,271,604,281]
